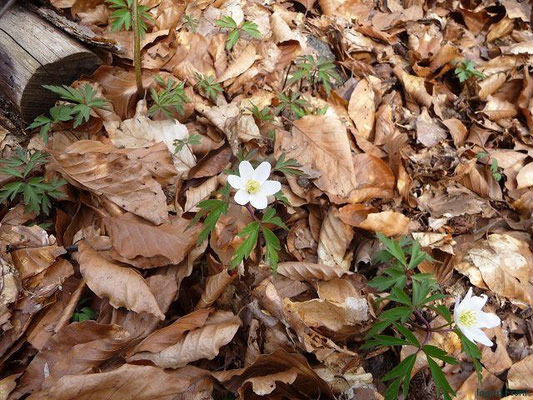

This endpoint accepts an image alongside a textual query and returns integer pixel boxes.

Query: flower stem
[132,0,144,98]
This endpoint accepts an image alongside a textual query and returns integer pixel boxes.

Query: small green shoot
[215,16,261,50]
[454,59,485,83]
[184,14,198,32]
[288,55,341,96]
[174,133,201,153]
[0,149,66,215]
[274,92,309,119]
[476,152,504,182]
[247,102,273,123]
[149,75,189,119]
[195,73,223,102]
[106,0,153,37]
[273,153,302,176]
[72,298,98,322]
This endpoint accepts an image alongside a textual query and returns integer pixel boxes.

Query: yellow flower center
[458,310,477,327]
[245,179,261,194]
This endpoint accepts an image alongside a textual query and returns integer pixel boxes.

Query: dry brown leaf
[339,204,409,236]
[507,353,533,391]
[129,315,241,368]
[393,66,432,108]
[217,44,257,83]
[184,176,219,212]
[195,270,236,309]
[77,241,165,319]
[28,364,197,400]
[517,162,533,189]
[188,146,232,179]
[0,373,20,400]
[442,118,468,147]
[14,322,130,397]
[129,308,213,355]
[482,95,518,120]
[11,245,66,280]
[348,79,375,139]
[478,73,507,100]
[276,113,357,202]
[213,348,334,399]
[455,160,503,201]
[454,233,533,307]
[104,213,201,264]
[455,369,503,399]
[277,262,353,282]
[50,140,172,225]
[317,206,354,270]
[416,108,447,147]
[350,153,396,203]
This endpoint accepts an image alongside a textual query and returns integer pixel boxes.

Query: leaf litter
[1,0,533,399]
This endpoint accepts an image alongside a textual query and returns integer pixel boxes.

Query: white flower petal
[239,161,254,181]
[467,327,494,346]
[259,180,281,196]
[468,294,488,311]
[234,189,250,205]
[254,161,271,183]
[476,311,501,329]
[459,326,477,343]
[249,193,268,209]
[228,175,244,190]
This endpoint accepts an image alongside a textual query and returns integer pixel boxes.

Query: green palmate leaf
[423,345,459,365]
[241,21,261,38]
[457,328,483,381]
[376,232,407,266]
[195,73,223,102]
[388,287,412,306]
[174,134,201,153]
[262,207,289,230]
[247,102,273,123]
[380,306,412,323]
[393,323,420,347]
[430,304,453,323]
[184,14,198,32]
[72,306,98,322]
[274,153,303,176]
[106,0,153,36]
[215,15,237,29]
[363,319,393,340]
[230,221,260,269]
[193,197,229,245]
[368,265,406,291]
[262,226,280,272]
[382,353,417,400]
[226,29,240,50]
[427,356,456,400]
[149,76,189,119]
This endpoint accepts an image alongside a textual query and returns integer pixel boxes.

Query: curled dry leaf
[129,308,213,355]
[348,78,375,139]
[213,348,334,399]
[482,95,518,120]
[14,321,130,397]
[276,113,357,202]
[195,269,236,309]
[10,245,66,280]
[28,364,197,400]
[454,233,533,306]
[104,213,201,265]
[50,140,172,225]
[416,108,447,147]
[184,176,219,212]
[277,262,353,282]
[317,206,354,270]
[516,162,533,189]
[393,65,432,108]
[129,314,241,368]
[77,241,165,319]
[507,353,533,391]
[339,205,410,236]
[217,44,258,83]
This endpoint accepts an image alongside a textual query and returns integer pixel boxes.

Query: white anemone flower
[228,161,281,210]
[454,288,501,346]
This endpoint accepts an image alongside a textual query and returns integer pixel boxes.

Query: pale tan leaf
[517,162,533,189]
[508,353,533,391]
[184,176,219,212]
[275,113,357,202]
[317,206,354,270]
[455,369,503,399]
[478,73,506,100]
[129,316,241,368]
[195,270,236,309]
[14,322,130,397]
[129,308,213,355]
[416,108,447,147]
[277,262,353,282]
[11,245,66,280]
[0,373,20,400]
[104,213,201,264]
[454,233,533,306]
[502,41,533,55]
[28,364,196,400]
[50,140,172,225]
[217,44,257,83]
[393,66,432,108]
[442,118,467,147]
[77,241,165,319]
[348,79,375,139]
[482,95,518,120]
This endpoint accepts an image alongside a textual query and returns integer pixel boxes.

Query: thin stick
[132,0,144,98]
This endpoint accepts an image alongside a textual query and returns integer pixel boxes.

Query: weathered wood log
[0,5,102,123]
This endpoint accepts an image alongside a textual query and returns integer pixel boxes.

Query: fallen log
[0,5,102,124]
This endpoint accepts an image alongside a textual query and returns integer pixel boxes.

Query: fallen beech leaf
[104,213,201,264]
[184,176,219,212]
[77,241,165,319]
[357,211,410,237]
[277,262,353,281]
[393,66,432,108]
[0,373,20,400]
[28,364,197,400]
[213,348,334,399]
[482,95,518,120]
[455,369,503,399]
[478,73,507,100]
[195,270,236,309]
[217,44,257,83]
[502,0,531,21]
[317,206,354,270]
[275,113,357,202]
[416,108,447,147]
[507,353,533,391]
[454,233,533,306]
[350,153,395,203]
[129,315,241,368]
[348,78,375,139]
[442,118,468,147]
[14,322,129,396]
[11,245,66,279]
[517,162,533,189]
[50,140,172,225]
[188,146,232,179]
[129,308,213,356]
[455,160,503,201]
